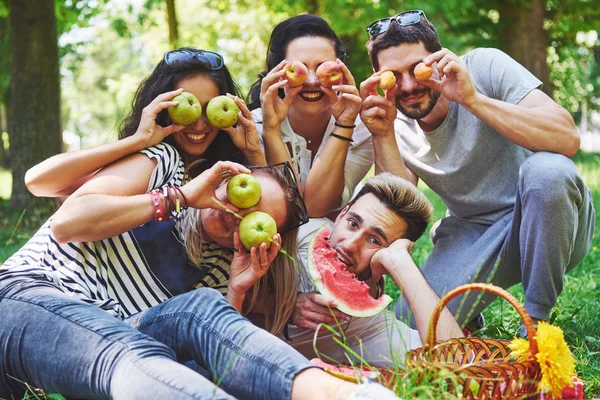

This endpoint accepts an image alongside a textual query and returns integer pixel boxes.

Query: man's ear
[335,205,350,223]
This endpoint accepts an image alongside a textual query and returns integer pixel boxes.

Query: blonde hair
[348,173,433,241]
[179,167,299,335]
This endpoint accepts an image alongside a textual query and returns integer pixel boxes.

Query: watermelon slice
[310,358,380,382]
[307,227,393,317]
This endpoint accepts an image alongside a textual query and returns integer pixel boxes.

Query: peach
[284,61,308,87]
[414,62,433,81]
[316,61,343,88]
[379,71,396,90]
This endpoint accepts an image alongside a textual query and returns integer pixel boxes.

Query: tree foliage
[2,0,598,184]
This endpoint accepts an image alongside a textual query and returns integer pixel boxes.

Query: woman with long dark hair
[247,14,374,218]
[27,47,265,198]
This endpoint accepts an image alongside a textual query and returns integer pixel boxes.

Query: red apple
[316,61,343,88]
[284,61,308,87]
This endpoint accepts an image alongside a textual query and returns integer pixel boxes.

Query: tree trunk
[9,0,61,210]
[499,0,553,97]
[166,0,179,49]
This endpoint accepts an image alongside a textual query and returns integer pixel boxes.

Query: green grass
[384,151,600,398]
[0,170,54,265]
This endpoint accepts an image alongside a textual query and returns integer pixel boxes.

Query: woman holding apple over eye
[26,47,266,200]
[247,15,415,367]
[247,14,374,218]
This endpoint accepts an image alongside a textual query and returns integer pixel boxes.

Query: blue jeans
[0,278,313,399]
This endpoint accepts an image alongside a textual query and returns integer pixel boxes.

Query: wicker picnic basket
[405,283,542,399]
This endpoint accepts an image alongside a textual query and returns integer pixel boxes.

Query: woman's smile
[299,90,326,102]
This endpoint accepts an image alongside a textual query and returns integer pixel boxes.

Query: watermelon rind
[310,358,380,383]
[307,226,393,318]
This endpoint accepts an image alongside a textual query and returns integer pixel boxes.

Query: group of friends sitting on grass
[0,10,594,400]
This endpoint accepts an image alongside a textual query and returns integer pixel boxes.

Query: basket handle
[427,283,538,360]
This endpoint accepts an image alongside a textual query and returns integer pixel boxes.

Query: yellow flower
[508,337,530,361]
[509,322,575,398]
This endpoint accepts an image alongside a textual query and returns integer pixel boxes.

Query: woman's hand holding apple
[260,60,303,133]
[180,161,250,210]
[222,95,267,165]
[322,60,362,127]
[133,88,187,149]
[227,231,281,310]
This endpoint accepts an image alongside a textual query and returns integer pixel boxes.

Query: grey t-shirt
[394,48,542,225]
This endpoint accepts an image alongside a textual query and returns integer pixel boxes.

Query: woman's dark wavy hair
[119,47,247,175]
[246,14,346,110]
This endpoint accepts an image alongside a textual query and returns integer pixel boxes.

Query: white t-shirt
[292,218,422,365]
[251,109,374,208]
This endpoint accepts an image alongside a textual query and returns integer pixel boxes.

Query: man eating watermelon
[287,173,464,368]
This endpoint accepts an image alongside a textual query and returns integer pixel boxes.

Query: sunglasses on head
[263,161,309,233]
[164,49,224,70]
[366,10,428,38]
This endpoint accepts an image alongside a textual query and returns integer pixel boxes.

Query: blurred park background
[0,0,599,396]
[0,0,599,210]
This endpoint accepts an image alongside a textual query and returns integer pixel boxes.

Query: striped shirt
[0,143,233,319]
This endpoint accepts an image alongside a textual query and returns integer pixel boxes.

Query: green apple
[227,173,262,209]
[206,95,239,129]
[168,92,202,125]
[239,211,277,250]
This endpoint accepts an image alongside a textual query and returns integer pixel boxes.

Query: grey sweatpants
[396,152,596,326]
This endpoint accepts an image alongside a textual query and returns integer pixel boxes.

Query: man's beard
[396,87,440,120]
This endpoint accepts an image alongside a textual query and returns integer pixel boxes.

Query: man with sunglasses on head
[359,11,595,335]
[281,173,463,368]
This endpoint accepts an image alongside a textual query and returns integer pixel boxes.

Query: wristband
[334,121,356,129]
[330,132,354,143]
[150,189,166,222]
